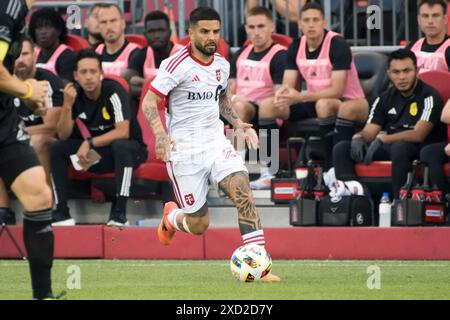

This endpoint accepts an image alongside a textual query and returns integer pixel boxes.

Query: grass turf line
[1,260,449,300]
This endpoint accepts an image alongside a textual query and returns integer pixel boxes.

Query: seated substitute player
[51,49,147,227]
[85,3,104,49]
[29,8,76,82]
[142,7,280,282]
[0,36,64,224]
[274,2,369,171]
[420,99,450,196]
[95,3,140,77]
[228,6,287,190]
[333,49,447,200]
[408,0,450,73]
[14,36,64,183]
[123,10,184,99]
[0,0,57,300]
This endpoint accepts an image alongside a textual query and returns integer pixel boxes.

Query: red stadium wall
[2,226,450,260]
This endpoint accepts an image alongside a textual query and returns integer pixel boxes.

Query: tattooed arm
[219,92,259,150]
[219,91,241,128]
[141,90,171,162]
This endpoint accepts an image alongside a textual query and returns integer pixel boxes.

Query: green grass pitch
[1,260,450,300]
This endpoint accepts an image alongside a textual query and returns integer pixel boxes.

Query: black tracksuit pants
[420,142,449,195]
[51,139,147,206]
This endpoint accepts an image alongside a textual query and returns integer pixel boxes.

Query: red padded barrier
[103,227,204,259]
[0,226,103,259]
[205,228,450,260]
[3,226,450,260]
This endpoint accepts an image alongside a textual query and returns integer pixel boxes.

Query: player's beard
[15,65,33,80]
[397,78,418,95]
[194,41,217,56]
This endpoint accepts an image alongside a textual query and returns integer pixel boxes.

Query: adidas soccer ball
[230,244,272,282]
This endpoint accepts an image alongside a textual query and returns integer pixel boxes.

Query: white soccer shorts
[166,138,247,214]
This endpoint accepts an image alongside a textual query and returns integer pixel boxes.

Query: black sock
[334,118,356,145]
[259,119,279,175]
[318,117,336,171]
[115,195,127,213]
[55,201,69,212]
[23,209,54,300]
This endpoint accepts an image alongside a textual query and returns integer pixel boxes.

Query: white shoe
[250,173,275,190]
[52,218,76,227]
[106,219,130,227]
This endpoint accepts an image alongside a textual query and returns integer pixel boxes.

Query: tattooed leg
[219,171,262,235]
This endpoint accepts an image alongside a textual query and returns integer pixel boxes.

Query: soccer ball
[229,244,272,282]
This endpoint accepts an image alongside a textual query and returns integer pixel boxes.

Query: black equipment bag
[318,194,374,226]
[396,162,445,226]
[289,162,323,226]
[395,161,422,226]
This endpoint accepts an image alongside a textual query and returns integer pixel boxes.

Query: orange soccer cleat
[157,202,179,245]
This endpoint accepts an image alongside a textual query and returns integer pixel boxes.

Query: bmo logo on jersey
[187,91,215,101]
[187,85,224,102]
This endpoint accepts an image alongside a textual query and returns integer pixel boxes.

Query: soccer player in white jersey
[142,7,280,282]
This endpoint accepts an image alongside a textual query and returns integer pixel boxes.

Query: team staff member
[274,2,369,171]
[408,0,450,73]
[95,3,140,77]
[333,49,446,199]
[0,0,57,300]
[51,49,147,227]
[228,6,287,190]
[30,8,76,82]
[124,11,183,99]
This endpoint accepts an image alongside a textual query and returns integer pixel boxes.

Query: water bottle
[135,219,161,227]
[379,192,392,227]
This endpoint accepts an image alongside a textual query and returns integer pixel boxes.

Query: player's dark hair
[29,8,68,43]
[74,49,102,71]
[418,0,447,15]
[388,49,418,69]
[300,1,325,18]
[247,6,273,21]
[21,35,36,51]
[145,10,170,28]
[189,7,221,27]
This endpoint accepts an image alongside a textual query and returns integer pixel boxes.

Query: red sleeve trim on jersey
[167,52,189,74]
[148,84,166,98]
[166,48,188,72]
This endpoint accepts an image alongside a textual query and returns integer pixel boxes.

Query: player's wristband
[19,81,33,100]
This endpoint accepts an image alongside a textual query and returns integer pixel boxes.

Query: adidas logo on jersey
[192,75,201,82]
[388,108,397,115]
[78,112,87,119]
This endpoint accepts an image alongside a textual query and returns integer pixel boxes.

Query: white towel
[329,180,365,198]
[323,167,337,188]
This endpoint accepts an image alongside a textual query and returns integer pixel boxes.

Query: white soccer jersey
[149,44,230,155]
